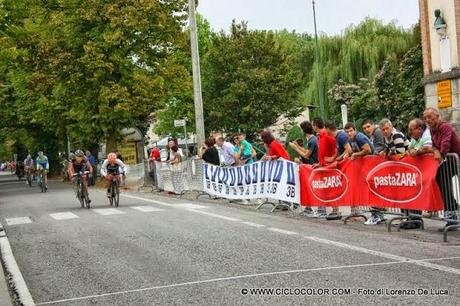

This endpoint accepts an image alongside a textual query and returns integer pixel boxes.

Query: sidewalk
[0,225,13,306]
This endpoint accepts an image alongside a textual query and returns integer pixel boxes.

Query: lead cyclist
[100,153,126,197]
[36,151,49,191]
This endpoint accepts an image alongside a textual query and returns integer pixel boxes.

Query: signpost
[174,119,189,156]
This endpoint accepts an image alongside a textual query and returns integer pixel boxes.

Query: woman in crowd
[260,130,290,161]
[200,138,220,166]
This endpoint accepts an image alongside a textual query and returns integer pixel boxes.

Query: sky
[197,0,420,35]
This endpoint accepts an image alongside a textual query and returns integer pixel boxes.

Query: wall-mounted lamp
[434,9,447,37]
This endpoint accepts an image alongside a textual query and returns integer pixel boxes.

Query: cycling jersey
[70,157,91,173]
[24,158,34,169]
[36,156,49,170]
[100,159,126,177]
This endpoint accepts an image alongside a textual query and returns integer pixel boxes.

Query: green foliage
[306,18,414,121]
[0,0,190,156]
[202,21,304,135]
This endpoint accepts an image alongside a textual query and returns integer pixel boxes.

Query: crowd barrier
[143,154,460,242]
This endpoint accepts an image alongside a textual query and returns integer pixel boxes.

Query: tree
[202,21,304,136]
[0,0,191,155]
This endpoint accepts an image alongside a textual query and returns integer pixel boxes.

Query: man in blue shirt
[86,150,96,186]
[325,121,353,163]
[344,122,375,159]
[289,121,319,165]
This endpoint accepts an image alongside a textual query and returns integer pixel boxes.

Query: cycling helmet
[38,151,43,157]
[69,153,75,160]
[108,152,117,162]
[27,154,31,159]
[75,149,85,157]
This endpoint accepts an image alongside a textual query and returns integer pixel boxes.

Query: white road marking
[188,210,241,222]
[241,222,266,228]
[0,222,35,305]
[36,256,460,305]
[93,209,126,216]
[173,203,208,209]
[130,206,164,213]
[304,236,460,275]
[268,228,298,235]
[120,194,174,207]
[5,217,32,226]
[49,212,79,221]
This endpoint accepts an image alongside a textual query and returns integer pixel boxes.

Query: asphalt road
[1,173,460,305]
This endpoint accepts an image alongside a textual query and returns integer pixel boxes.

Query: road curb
[0,222,35,306]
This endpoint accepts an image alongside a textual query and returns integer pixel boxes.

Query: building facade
[420,0,460,130]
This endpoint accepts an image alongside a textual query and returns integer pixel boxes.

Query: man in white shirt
[215,137,236,166]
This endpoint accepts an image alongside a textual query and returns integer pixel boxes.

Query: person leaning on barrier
[378,118,410,158]
[260,130,290,161]
[423,107,460,231]
[408,118,433,157]
[362,119,386,154]
[323,121,351,220]
[215,136,236,166]
[380,118,422,229]
[289,121,319,165]
[408,118,434,219]
[344,122,375,160]
[324,121,353,163]
[200,138,220,166]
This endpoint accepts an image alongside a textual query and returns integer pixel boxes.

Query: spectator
[289,121,319,165]
[344,122,375,159]
[312,118,336,167]
[260,131,290,161]
[168,145,182,167]
[149,145,161,162]
[200,138,220,166]
[408,118,433,156]
[215,136,236,166]
[378,118,410,157]
[167,138,184,161]
[380,118,420,229]
[423,107,460,231]
[324,121,353,162]
[362,119,386,154]
[86,150,96,186]
[233,133,255,165]
[312,118,340,219]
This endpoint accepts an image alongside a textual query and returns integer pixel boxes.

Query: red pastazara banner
[299,155,443,211]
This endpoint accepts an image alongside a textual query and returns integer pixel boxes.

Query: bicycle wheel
[77,182,85,208]
[114,181,119,208]
[82,184,90,209]
[109,181,114,206]
[41,174,46,193]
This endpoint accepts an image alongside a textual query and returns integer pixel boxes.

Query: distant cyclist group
[20,150,126,208]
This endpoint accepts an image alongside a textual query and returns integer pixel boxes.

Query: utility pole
[312,0,326,120]
[188,0,205,149]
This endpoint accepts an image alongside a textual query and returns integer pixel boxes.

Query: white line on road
[120,194,175,207]
[0,222,35,306]
[304,236,460,275]
[173,203,208,209]
[130,206,165,213]
[188,210,241,222]
[268,228,298,235]
[92,209,126,216]
[36,256,460,305]
[49,212,79,221]
[241,222,266,228]
[5,217,32,226]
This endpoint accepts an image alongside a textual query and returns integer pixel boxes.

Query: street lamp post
[312,0,326,120]
[188,0,206,149]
